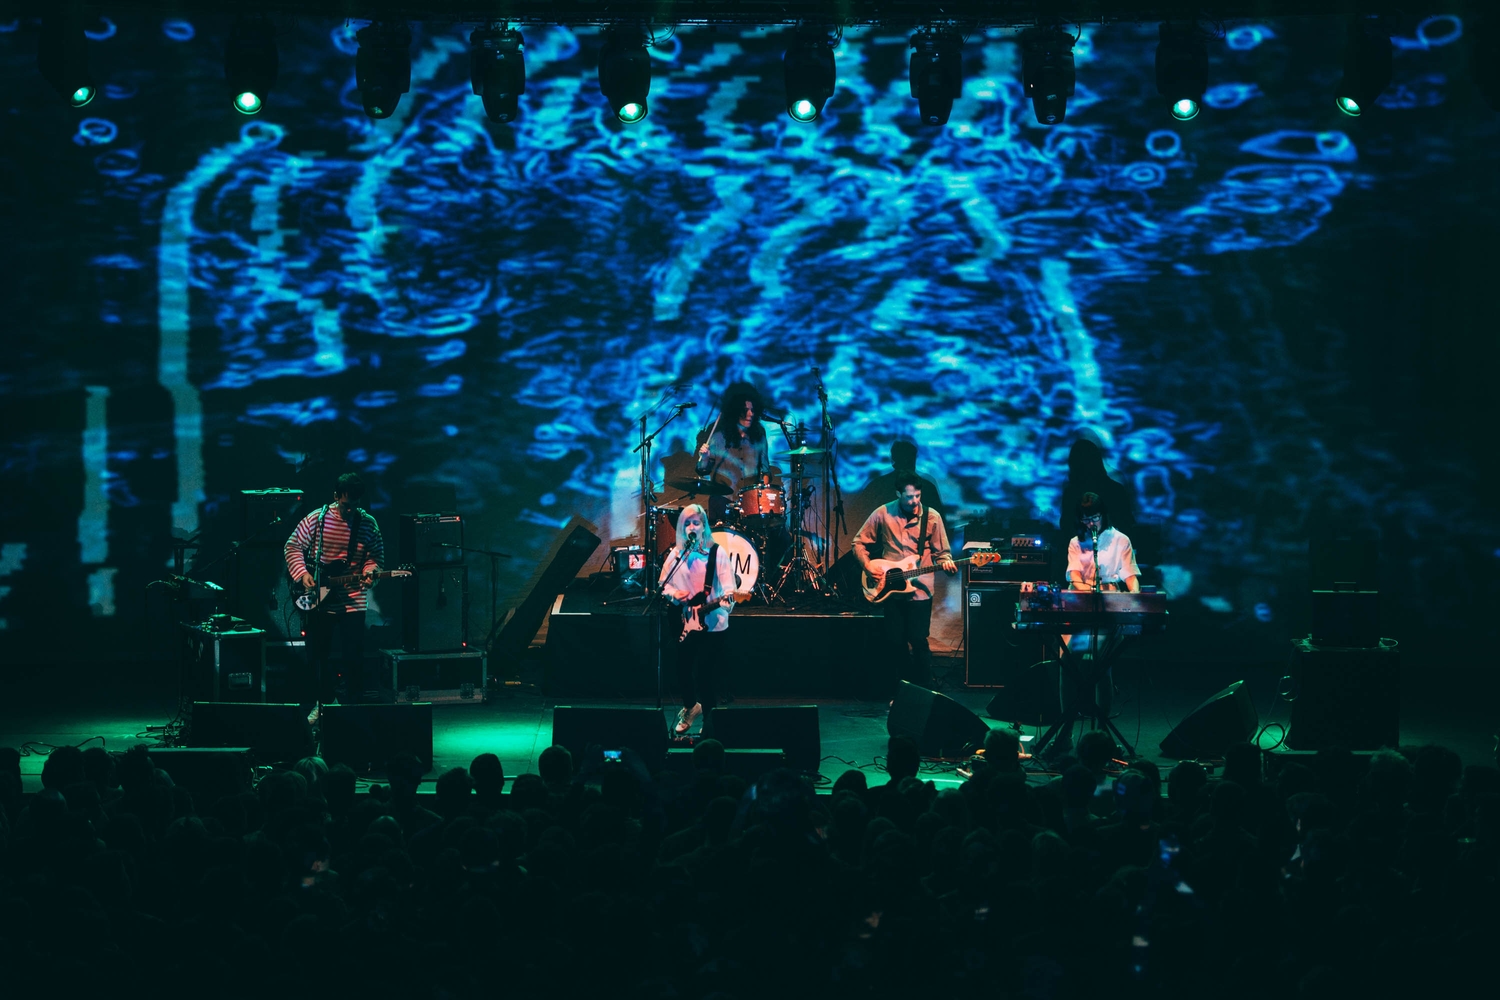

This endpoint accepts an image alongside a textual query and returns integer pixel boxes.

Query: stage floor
[6,651,1496,792]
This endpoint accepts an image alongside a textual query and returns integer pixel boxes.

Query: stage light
[470,24,525,123]
[1020,27,1076,125]
[599,26,651,123]
[38,16,95,108]
[1334,19,1392,117]
[355,22,412,120]
[1156,23,1208,121]
[909,28,963,126]
[1476,16,1500,112]
[783,27,836,122]
[225,16,277,116]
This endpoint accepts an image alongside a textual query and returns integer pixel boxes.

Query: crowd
[0,729,1496,999]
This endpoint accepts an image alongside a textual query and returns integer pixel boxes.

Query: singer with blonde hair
[659,504,740,735]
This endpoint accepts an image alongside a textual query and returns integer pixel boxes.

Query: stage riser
[545,611,887,698]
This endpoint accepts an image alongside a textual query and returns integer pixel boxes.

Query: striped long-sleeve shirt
[284,505,385,613]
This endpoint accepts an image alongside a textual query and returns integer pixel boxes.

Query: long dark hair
[714,381,766,444]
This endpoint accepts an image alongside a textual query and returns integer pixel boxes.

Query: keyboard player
[1054,492,1140,755]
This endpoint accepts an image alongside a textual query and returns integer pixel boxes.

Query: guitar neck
[894,553,988,581]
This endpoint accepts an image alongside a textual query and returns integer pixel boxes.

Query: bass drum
[651,506,682,562]
[711,528,760,599]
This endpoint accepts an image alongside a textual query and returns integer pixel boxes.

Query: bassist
[284,472,386,720]
[852,475,956,692]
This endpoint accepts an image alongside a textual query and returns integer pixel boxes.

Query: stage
[7,645,1496,794]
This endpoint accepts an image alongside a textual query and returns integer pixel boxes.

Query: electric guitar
[677,582,752,641]
[861,551,1003,603]
[295,562,414,611]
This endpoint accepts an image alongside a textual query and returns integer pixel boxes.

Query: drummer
[696,382,773,521]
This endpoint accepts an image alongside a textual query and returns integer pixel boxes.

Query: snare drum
[737,484,786,522]
[711,528,760,598]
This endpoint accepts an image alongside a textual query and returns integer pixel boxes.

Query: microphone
[676,401,697,409]
[762,411,787,423]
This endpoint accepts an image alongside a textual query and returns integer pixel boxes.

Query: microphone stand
[633,396,695,710]
[436,543,514,655]
[811,365,842,590]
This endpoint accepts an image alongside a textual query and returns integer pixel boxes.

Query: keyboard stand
[1030,630,1139,759]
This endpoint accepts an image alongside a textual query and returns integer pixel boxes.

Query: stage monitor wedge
[887,681,990,758]
[551,705,668,769]
[706,704,820,773]
[188,701,313,764]
[1159,680,1258,759]
[320,703,434,775]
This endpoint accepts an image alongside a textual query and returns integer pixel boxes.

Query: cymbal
[775,446,828,458]
[665,477,732,496]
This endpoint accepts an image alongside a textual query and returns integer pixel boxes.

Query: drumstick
[700,406,721,463]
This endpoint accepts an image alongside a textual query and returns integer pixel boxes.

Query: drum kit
[655,440,831,603]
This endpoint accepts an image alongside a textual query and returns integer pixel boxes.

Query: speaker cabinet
[321,703,434,775]
[705,705,821,773]
[551,706,669,769]
[985,659,1063,727]
[887,681,991,758]
[1159,680,1259,759]
[181,621,267,702]
[493,517,601,664]
[403,565,467,652]
[399,513,464,566]
[1286,637,1399,751]
[187,701,314,764]
[964,581,1052,687]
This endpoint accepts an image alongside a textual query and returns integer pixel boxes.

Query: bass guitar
[296,562,414,611]
[861,551,1003,604]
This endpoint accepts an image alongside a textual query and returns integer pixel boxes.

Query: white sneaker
[675,702,702,735]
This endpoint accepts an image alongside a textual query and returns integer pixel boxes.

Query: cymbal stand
[810,365,846,570]
[770,420,826,599]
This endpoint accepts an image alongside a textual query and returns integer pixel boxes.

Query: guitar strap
[916,505,931,562]
[702,543,720,604]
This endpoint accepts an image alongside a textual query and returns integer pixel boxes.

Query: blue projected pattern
[0,17,1491,636]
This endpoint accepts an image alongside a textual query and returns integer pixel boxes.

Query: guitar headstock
[970,550,1004,567]
[389,563,415,578]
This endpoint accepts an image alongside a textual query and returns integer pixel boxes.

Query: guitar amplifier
[967,536,1050,582]
[963,581,1051,688]
[400,513,464,566]
[239,488,304,548]
[181,618,267,702]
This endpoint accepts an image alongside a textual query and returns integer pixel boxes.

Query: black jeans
[881,597,933,691]
[1059,652,1113,729]
[305,609,365,705]
[678,626,726,712]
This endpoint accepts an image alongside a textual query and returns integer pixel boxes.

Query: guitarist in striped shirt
[852,474,957,693]
[284,473,385,719]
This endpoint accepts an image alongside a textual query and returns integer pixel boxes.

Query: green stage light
[1171,97,1200,120]
[599,27,651,123]
[1335,20,1391,117]
[225,16,276,116]
[39,16,96,109]
[783,27,836,122]
[1156,23,1208,122]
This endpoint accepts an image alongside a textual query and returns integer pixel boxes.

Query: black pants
[1059,654,1113,730]
[881,597,933,691]
[305,609,365,705]
[678,626,726,712]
